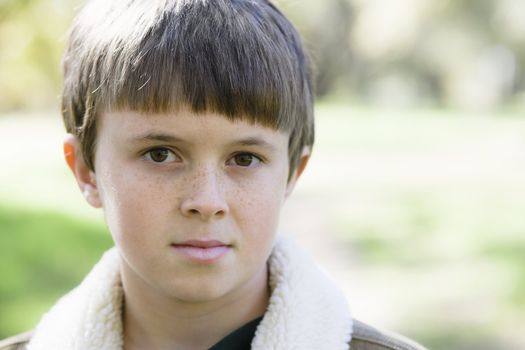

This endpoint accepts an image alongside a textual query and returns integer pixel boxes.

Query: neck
[121,263,270,350]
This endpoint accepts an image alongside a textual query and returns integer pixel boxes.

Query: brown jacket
[0,319,426,350]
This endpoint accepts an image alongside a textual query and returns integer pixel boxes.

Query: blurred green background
[1,0,525,349]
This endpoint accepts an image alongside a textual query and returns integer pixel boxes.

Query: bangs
[70,0,309,132]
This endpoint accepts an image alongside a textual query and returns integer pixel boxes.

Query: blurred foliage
[282,0,525,111]
[0,204,113,338]
[1,0,525,112]
[0,0,79,111]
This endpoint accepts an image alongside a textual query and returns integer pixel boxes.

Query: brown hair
[61,0,314,177]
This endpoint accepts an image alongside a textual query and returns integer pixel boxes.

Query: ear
[285,146,311,198]
[63,134,102,208]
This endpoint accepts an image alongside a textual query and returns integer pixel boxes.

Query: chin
[167,282,234,303]
[171,288,229,304]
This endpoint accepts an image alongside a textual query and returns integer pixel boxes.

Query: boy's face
[66,109,307,303]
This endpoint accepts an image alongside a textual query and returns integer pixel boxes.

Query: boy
[1,0,426,349]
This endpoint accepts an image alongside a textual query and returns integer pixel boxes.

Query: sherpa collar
[27,235,352,350]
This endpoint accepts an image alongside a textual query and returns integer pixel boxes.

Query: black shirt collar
[208,316,264,350]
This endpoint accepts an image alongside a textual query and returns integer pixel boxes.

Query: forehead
[97,109,290,149]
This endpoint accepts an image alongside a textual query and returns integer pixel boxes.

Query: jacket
[0,236,427,350]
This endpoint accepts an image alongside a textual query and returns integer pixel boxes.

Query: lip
[175,239,229,248]
[171,240,232,263]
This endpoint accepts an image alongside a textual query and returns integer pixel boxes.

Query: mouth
[171,240,232,263]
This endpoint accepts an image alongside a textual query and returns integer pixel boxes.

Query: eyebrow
[133,133,183,143]
[232,137,277,151]
[130,133,277,151]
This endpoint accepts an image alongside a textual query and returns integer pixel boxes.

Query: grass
[481,239,525,306]
[0,204,113,338]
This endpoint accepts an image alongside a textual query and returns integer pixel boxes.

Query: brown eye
[146,148,177,163]
[233,153,259,167]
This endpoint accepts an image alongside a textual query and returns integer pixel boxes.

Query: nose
[180,168,229,220]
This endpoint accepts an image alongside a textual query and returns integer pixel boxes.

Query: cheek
[97,167,171,244]
[234,190,283,271]
[233,172,287,239]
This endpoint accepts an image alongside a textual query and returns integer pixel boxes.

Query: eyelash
[142,148,264,168]
[227,152,263,168]
[143,147,179,163]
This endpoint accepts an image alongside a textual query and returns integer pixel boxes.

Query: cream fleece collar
[27,235,352,350]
